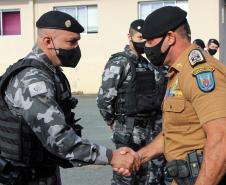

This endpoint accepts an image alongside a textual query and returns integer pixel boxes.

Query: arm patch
[28,81,48,97]
[188,49,205,67]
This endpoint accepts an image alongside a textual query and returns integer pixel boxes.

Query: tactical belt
[165,150,203,185]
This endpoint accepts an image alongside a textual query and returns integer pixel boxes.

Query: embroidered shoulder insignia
[193,67,215,92]
[28,81,48,97]
[188,49,205,67]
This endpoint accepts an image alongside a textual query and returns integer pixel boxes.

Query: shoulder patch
[193,67,215,92]
[188,49,205,67]
[28,81,48,97]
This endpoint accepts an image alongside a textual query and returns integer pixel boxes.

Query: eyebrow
[68,36,80,42]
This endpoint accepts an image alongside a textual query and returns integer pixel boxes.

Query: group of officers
[193,38,220,56]
[0,5,225,185]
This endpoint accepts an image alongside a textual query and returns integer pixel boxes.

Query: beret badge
[65,20,71,28]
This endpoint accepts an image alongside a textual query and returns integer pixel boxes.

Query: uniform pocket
[163,97,190,132]
[164,97,185,113]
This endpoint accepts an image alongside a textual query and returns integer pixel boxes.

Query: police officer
[192,39,205,50]
[97,19,167,185]
[206,38,220,56]
[0,11,140,185]
[130,6,226,185]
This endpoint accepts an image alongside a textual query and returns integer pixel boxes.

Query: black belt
[165,150,203,185]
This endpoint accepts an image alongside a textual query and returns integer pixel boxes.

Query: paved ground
[61,95,115,185]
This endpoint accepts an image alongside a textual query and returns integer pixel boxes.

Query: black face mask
[144,35,171,66]
[132,41,145,54]
[51,38,81,68]
[56,46,81,68]
[208,48,217,56]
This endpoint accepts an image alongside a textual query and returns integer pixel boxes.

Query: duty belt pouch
[166,150,203,185]
[166,160,191,185]
[112,117,134,146]
[186,150,202,184]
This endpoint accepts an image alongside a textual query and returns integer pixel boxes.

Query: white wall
[189,0,221,60]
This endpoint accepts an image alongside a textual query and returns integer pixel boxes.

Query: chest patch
[193,67,215,92]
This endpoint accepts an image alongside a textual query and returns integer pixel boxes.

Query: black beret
[36,11,84,33]
[208,39,220,47]
[193,39,205,49]
[130,19,144,33]
[142,6,187,39]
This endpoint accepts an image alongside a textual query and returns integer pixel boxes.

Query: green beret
[130,19,144,33]
[142,6,187,39]
[36,11,84,33]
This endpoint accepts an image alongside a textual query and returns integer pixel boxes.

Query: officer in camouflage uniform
[0,11,139,185]
[97,19,167,185]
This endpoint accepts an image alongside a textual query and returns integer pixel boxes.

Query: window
[138,1,188,20]
[55,5,98,34]
[0,10,21,35]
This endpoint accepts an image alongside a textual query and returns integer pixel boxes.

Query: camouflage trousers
[145,155,167,185]
[145,115,167,185]
[111,115,166,185]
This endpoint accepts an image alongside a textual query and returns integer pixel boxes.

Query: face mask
[144,35,171,66]
[208,48,217,56]
[56,46,81,68]
[51,38,81,68]
[132,41,145,54]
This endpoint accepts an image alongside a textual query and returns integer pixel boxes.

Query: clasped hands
[110,147,141,176]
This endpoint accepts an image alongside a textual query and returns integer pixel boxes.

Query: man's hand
[110,147,141,176]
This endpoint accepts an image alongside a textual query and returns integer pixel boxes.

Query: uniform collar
[124,45,139,60]
[25,45,57,73]
[167,44,197,78]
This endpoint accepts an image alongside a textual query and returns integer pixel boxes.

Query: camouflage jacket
[4,45,112,166]
[97,45,167,125]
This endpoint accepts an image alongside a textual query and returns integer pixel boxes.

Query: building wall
[189,0,221,60]
[36,0,140,93]
[219,0,226,63]
[0,0,224,93]
[0,0,35,74]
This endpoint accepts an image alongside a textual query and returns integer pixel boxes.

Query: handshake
[110,147,142,176]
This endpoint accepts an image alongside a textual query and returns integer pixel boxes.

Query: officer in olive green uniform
[134,6,226,185]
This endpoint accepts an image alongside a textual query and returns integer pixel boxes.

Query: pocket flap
[164,97,185,113]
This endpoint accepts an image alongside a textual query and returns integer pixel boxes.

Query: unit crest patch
[188,49,205,67]
[193,67,215,92]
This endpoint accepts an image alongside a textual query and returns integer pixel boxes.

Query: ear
[42,36,53,49]
[128,33,132,41]
[166,31,176,45]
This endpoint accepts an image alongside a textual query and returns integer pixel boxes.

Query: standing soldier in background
[0,11,140,185]
[206,38,220,56]
[97,19,167,185]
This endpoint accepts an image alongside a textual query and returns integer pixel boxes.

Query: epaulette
[188,48,206,68]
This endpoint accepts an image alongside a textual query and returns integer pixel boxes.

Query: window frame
[138,0,188,19]
[54,5,98,34]
[0,9,21,36]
